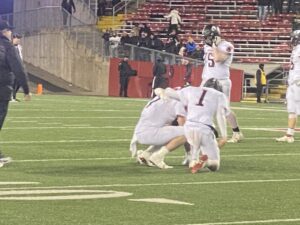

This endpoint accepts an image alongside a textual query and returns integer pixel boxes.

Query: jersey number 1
[197,90,207,106]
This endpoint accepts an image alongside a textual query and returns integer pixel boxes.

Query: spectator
[273,0,283,14]
[137,32,150,61]
[258,0,270,21]
[148,33,164,51]
[11,33,23,102]
[118,56,135,97]
[139,23,151,36]
[164,8,181,34]
[61,0,76,26]
[131,23,140,37]
[151,56,167,98]
[176,38,186,55]
[185,37,197,57]
[0,20,31,167]
[128,31,139,45]
[164,37,177,64]
[287,0,295,13]
[255,63,267,103]
[120,31,130,57]
[109,33,121,57]
[102,29,111,57]
[97,0,107,18]
[191,45,204,60]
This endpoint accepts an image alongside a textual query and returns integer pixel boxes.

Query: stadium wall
[22,31,109,95]
[109,58,244,102]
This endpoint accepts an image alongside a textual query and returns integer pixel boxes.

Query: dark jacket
[258,0,270,6]
[0,34,29,100]
[153,60,166,77]
[148,36,164,51]
[61,0,76,14]
[118,60,133,77]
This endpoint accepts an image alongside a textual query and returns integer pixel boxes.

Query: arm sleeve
[72,0,76,11]
[216,94,229,138]
[6,44,30,95]
[175,101,187,118]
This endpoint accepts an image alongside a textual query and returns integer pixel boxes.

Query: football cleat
[227,132,244,143]
[0,155,12,168]
[190,155,208,174]
[149,152,173,169]
[136,150,154,167]
[276,135,294,143]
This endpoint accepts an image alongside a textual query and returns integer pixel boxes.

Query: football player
[201,24,243,143]
[130,95,187,169]
[155,78,229,173]
[276,30,300,143]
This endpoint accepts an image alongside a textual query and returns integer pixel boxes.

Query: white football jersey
[289,45,300,84]
[202,40,234,80]
[135,96,186,132]
[178,86,229,127]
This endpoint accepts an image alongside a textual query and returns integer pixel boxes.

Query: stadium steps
[98,14,125,30]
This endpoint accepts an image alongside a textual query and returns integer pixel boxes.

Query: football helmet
[202,24,221,46]
[291,30,300,47]
[203,78,223,92]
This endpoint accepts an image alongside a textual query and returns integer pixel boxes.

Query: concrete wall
[14,0,96,25]
[22,31,109,95]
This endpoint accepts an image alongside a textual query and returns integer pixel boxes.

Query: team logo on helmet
[202,24,221,46]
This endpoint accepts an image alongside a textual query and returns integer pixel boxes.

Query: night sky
[0,0,14,14]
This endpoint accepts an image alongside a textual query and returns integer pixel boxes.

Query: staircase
[98,14,125,30]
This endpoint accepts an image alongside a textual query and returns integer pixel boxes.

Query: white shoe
[136,150,154,167]
[149,152,172,169]
[276,135,294,143]
[0,156,12,168]
[227,132,244,143]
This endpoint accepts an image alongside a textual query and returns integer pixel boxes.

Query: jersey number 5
[197,90,207,106]
[208,53,215,67]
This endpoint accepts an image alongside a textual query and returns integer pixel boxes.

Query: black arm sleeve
[6,44,29,94]
[256,70,261,86]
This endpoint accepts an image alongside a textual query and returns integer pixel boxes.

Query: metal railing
[0,6,89,34]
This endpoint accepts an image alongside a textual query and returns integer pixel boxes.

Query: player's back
[135,96,185,132]
[180,86,227,126]
[202,40,234,80]
[289,45,300,83]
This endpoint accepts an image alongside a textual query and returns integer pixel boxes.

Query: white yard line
[0,139,131,144]
[0,179,300,190]
[9,109,139,112]
[231,106,286,112]
[11,153,300,163]
[0,182,40,185]
[6,117,139,119]
[180,218,300,225]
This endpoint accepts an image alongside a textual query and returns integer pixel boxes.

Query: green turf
[0,95,299,225]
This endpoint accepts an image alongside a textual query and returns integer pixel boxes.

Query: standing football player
[201,24,243,143]
[155,78,229,173]
[276,30,300,143]
[130,95,187,169]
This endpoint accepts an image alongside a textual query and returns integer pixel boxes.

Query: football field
[0,95,299,225]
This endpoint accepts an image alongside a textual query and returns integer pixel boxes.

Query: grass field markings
[0,182,40,185]
[180,218,300,225]
[0,139,131,144]
[63,124,91,127]
[7,120,38,123]
[9,109,140,112]
[128,198,194,205]
[11,153,300,163]
[0,189,132,201]
[231,106,285,112]
[6,116,139,119]
[1,179,300,190]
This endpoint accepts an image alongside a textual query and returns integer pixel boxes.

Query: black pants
[168,24,178,34]
[12,79,20,100]
[0,101,9,130]
[256,85,265,103]
[98,4,106,16]
[273,0,283,14]
[62,10,71,26]
[119,76,129,97]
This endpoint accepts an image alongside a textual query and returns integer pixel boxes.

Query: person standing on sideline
[255,64,267,103]
[151,56,167,98]
[118,56,133,97]
[0,20,31,168]
[61,0,76,26]
[201,24,243,143]
[276,30,300,143]
[11,34,23,102]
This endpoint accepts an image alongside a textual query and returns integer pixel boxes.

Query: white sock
[159,146,169,157]
[287,128,294,136]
